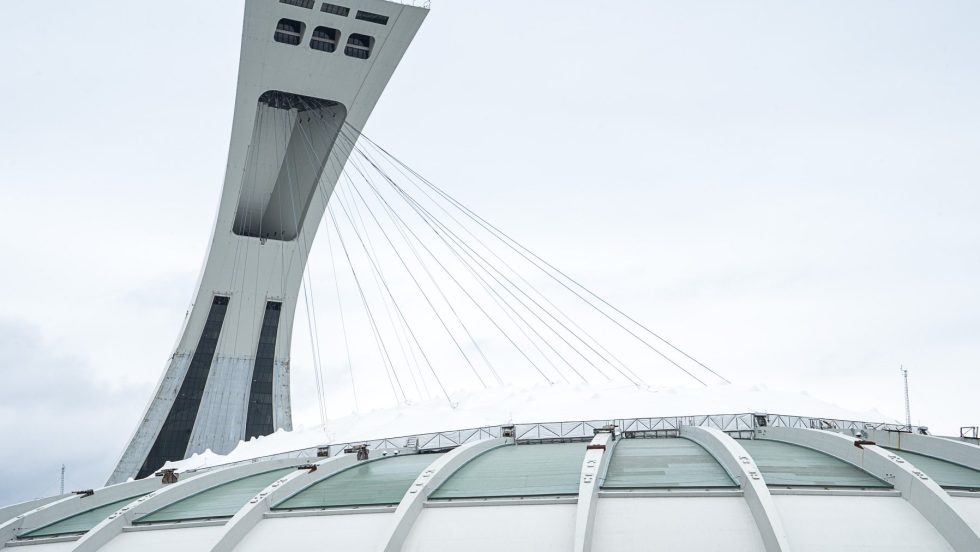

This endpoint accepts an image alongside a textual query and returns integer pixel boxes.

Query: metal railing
[175,412,920,475]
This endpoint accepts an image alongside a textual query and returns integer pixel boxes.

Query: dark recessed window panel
[355,10,389,25]
[136,296,230,479]
[245,301,282,440]
[274,19,304,46]
[321,3,350,16]
[280,0,314,8]
[311,26,340,52]
[345,33,373,59]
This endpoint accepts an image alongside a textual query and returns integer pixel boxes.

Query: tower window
[344,34,374,59]
[135,295,230,479]
[355,10,389,25]
[310,27,340,52]
[274,19,305,45]
[280,0,314,8]
[245,301,283,440]
[321,3,350,16]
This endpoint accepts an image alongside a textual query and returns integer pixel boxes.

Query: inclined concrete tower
[109,0,427,484]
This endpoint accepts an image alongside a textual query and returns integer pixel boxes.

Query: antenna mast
[901,366,911,431]
[59,464,65,495]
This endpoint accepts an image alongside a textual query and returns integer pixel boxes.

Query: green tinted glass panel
[275,453,442,509]
[602,438,736,488]
[432,442,586,499]
[23,495,144,538]
[136,467,294,523]
[883,448,980,490]
[738,440,889,488]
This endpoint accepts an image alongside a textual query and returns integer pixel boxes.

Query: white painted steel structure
[5,413,979,551]
[187,412,924,469]
[207,454,357,552]
[0,475,170,546]
[73,458,306,552]
[572,430,615,552]
[381,438,510,552]
[756,425,980,551]
[863,428,980,472]
[681,425,790,552]
[110,0,428,484]
[0,499,64,533]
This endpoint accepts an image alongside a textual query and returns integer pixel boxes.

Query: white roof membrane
[401,504,576,552]
[592,496,765,552]
[774,495,954,552]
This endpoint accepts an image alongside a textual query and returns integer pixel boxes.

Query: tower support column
[109,0,428,484]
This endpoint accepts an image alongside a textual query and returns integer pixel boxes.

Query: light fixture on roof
[344,444,370,461]
[593,424,618,440]
[154,468,179,485]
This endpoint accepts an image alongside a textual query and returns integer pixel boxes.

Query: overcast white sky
[1,0,979,505]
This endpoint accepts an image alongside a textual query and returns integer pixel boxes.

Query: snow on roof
[165,382,895,472]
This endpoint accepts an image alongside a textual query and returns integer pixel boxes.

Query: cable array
[252,97,730,416]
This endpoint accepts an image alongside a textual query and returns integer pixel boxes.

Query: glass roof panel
[883,447,980,490]
[431,442,586,499]
[23,494,145,538]
[274,453,443,510]
[602,438,737,488]
[738,439,890,488]
[136,467,295,524]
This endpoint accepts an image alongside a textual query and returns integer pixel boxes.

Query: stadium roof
[3,401,979,552]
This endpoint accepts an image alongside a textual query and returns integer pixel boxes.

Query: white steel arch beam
[573,430,616,552]
[0,495,65,527]
[861,429,980,471]
[209,453,358,552]
[0,475,165,548]
[681,426,791,552]
[0,495,79,549]
[758,426,980,552]
[71,457,307,552]
[380,438,511,552]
